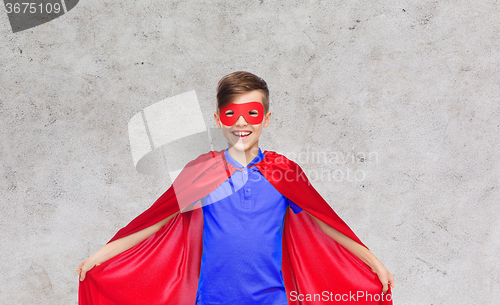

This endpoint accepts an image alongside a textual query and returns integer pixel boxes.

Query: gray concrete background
[1,0,499,304]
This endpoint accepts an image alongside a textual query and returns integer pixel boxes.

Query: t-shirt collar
[224,148,264,169]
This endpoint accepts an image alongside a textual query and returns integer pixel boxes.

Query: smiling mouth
[232,131,252,138]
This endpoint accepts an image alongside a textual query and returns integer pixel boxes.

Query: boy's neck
[227,145,260,167]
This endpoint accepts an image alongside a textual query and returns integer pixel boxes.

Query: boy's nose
[235,115,248,125]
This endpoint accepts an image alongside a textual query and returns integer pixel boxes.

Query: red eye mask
[219,101,264,126]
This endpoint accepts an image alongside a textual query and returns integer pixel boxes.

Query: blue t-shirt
[195,148,303,305]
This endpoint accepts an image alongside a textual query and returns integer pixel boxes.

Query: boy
[77,71,394,304]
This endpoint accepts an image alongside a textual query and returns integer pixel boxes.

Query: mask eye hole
[225,110,234,117]
[249,110,259,117]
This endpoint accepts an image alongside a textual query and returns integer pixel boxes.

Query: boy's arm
[306,211,395,293]
[77,211,180,281]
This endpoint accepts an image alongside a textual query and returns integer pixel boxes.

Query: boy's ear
[263,111,271,128]
[214,112,222,129]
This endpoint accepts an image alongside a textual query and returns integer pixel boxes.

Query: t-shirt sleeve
[286,198,303,214]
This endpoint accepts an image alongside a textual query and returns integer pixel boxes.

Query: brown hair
[216,71,269,113]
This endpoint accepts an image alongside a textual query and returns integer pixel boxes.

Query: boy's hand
[75,213,179,282]
[76,256,101,281]
[372,264,395,294]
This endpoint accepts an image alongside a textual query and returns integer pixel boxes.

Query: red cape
[79,150,393,304]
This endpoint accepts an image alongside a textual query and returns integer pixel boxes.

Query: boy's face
[214,90,271,154]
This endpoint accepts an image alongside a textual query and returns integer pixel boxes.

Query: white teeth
[233,131,251,136]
